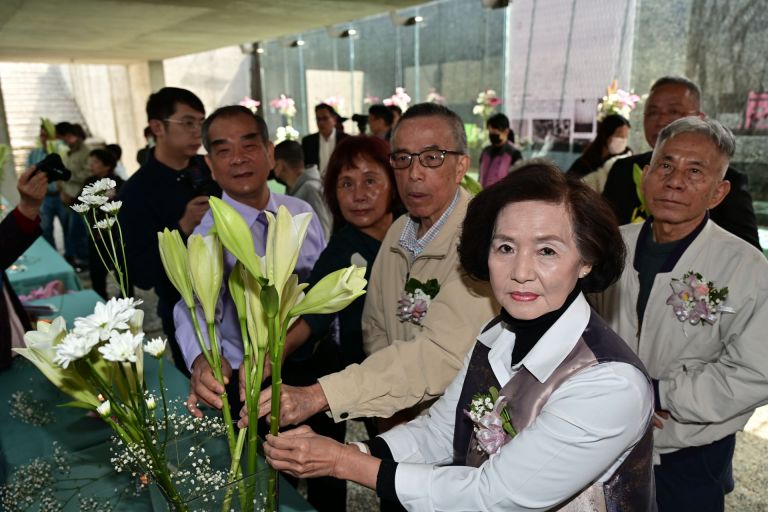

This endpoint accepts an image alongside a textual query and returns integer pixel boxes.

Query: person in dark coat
[602,76,760,249]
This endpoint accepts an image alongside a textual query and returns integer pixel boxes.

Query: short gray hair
[654,117,735,175]
[391,103,468,154]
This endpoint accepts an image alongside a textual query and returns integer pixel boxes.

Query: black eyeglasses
[389,149,464,169]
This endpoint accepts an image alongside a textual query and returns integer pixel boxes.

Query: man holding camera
[119,87,220,375]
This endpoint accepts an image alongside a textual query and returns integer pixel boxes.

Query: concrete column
[148,60,166,92]
[0,76,19,204]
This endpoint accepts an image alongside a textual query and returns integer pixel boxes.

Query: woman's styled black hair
[458,161,626,293]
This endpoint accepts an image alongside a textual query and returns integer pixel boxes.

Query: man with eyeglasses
[302,103,348,174]
[119,87,221,375]
[256,104,497,445]
[602,76,760,248]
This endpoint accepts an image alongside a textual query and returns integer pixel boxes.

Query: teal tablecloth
[26,289,104,327]
[0,357,313,511]
[7,238,82,296]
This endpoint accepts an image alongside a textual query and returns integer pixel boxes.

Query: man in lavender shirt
[173,106,325,416]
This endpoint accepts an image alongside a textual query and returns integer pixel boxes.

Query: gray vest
[452,310,656,512]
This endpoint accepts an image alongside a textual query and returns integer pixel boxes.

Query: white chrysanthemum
[53,333,94,368]
[145,396,156,410]
[81,178,116,196]
[79,194,109,206]
[99,201,122,214]
[143,337,166,358]
[98,331,143,362]
[71,203,90,213]
[94,217,116,230]
[73,297,141,341]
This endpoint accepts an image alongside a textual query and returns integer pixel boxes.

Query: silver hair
[391,103,468,154]
[654,117,735,175]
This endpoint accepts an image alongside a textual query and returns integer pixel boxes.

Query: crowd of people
[2,74,767,512]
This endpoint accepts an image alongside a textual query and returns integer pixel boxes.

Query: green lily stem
[205,323,238,462]
[222,429,248,512]
[267,313,287,512]
[189,309,215,371]
[236,315,257,508]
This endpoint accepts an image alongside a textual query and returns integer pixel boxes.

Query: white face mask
[607,137,628,155]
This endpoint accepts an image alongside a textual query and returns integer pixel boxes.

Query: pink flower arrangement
[383,87,411,112]
[322,95,345,109]
[269,94,297,119]
[666,271,731,326]
[239,96,260,113]
[473,89,502,120]
[426,89,446,105]
[464,387,516,455]
[397,289,431,325]
[597,80,641,121]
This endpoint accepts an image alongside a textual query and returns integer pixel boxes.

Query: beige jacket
[593,220,768,456]
[61,143,91,199]
[318,189,497,422]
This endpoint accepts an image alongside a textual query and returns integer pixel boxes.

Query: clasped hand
[263,425,345,479]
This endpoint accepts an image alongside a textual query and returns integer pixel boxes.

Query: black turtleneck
[500,285,583,366]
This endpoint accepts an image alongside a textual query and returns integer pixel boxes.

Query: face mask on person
[607,137,628,155]
[489,133,502,146]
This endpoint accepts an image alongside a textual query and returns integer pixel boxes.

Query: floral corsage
[666,271,733,326]
[397,277,440,325]
[464,386,516,455]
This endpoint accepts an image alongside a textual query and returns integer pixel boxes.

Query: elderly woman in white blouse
[265,163,655,512]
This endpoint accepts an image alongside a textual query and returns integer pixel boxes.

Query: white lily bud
[289,265,367,317]
[97,400,111,418]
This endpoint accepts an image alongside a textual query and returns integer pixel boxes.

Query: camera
[34,153,71,182]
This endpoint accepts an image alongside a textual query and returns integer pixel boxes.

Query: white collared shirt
[318,130,336,174]
[380,294,653,511]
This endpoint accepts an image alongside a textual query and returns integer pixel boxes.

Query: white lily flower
[54,333,95,368]
[265,205,312,297]
[99,201,122,214]
[70,203,90,213]
[143,337,166,358]
[23,317,68,349]
[98,331,144,363]
[187,234,223,324]
[128,309,144,336]
[157,228,195,308]
[279,273,307,326]
[94,217,116,230]
[209,197,264,280]
[289,265,367,317]
[96,400,111,417]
